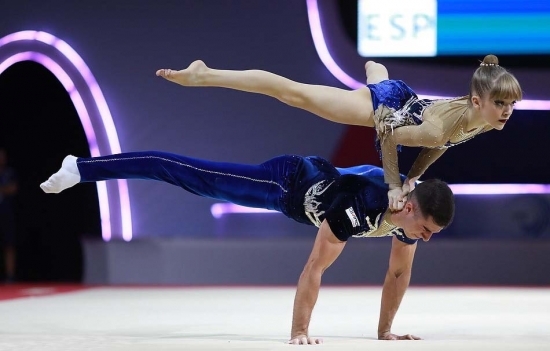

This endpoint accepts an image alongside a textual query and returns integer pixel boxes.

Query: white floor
[0,286,549,351]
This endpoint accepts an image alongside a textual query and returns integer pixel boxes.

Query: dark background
[0,62,100,281]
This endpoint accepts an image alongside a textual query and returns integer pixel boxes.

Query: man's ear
[404,201,414,214]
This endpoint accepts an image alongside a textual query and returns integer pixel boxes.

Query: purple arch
[0,30,132,241]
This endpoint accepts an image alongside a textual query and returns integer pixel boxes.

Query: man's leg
[40,151,298,212]
[336,164,382,176]
[156,61,375,127]
[336,163,407,188]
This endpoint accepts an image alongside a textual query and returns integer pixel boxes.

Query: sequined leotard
[367,80,493,186]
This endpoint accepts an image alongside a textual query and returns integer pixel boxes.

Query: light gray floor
[1,286,549,350]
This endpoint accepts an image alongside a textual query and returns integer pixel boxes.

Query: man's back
[286,158,416,245]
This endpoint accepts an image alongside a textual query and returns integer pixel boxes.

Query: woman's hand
[388,187,407,211]
[402,176,419,195]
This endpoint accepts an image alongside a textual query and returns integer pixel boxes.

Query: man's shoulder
[332,177,389,216]
[338,174,386,191]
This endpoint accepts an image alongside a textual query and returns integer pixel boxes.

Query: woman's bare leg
[156,60,375,127]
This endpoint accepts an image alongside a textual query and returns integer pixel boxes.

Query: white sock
[40,155,81,194]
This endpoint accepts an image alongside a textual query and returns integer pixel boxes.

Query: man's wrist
[291,330,308,339]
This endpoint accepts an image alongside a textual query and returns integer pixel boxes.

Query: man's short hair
[409,179,455,227]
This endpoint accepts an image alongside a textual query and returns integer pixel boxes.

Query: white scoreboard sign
[357,0,437,57]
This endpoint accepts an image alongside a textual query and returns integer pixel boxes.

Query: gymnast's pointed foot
[155,60,209,86]
[40,155,81,194]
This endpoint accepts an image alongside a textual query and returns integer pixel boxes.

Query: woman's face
[474,95,516,130]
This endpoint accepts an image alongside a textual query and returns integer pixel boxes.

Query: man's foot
[155,60,209,86]
[40,155,81,194]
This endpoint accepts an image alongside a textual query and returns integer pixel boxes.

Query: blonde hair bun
[481,54,499,66]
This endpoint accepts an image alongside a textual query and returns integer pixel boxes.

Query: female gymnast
[155,55,522,211]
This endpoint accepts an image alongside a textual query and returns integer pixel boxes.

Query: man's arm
[289,219,346,345]
[377,236,420,340]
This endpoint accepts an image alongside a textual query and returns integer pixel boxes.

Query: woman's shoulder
[428,95,469,107]
[424,96,469,119]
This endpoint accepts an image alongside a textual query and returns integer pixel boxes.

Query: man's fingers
[288,336,323,345]
[288,337,307,345]
[381,333,422,341]
[288,338,303,345]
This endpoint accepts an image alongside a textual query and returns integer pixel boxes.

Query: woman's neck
[465,106,487,131]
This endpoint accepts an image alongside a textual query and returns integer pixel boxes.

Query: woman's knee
[365,61,389,84]
[278,82,308,107]
[365,60,377,71]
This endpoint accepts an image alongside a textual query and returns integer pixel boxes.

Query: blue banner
[357,0,550,57]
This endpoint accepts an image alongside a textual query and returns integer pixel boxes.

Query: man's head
[393,179,455,242]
